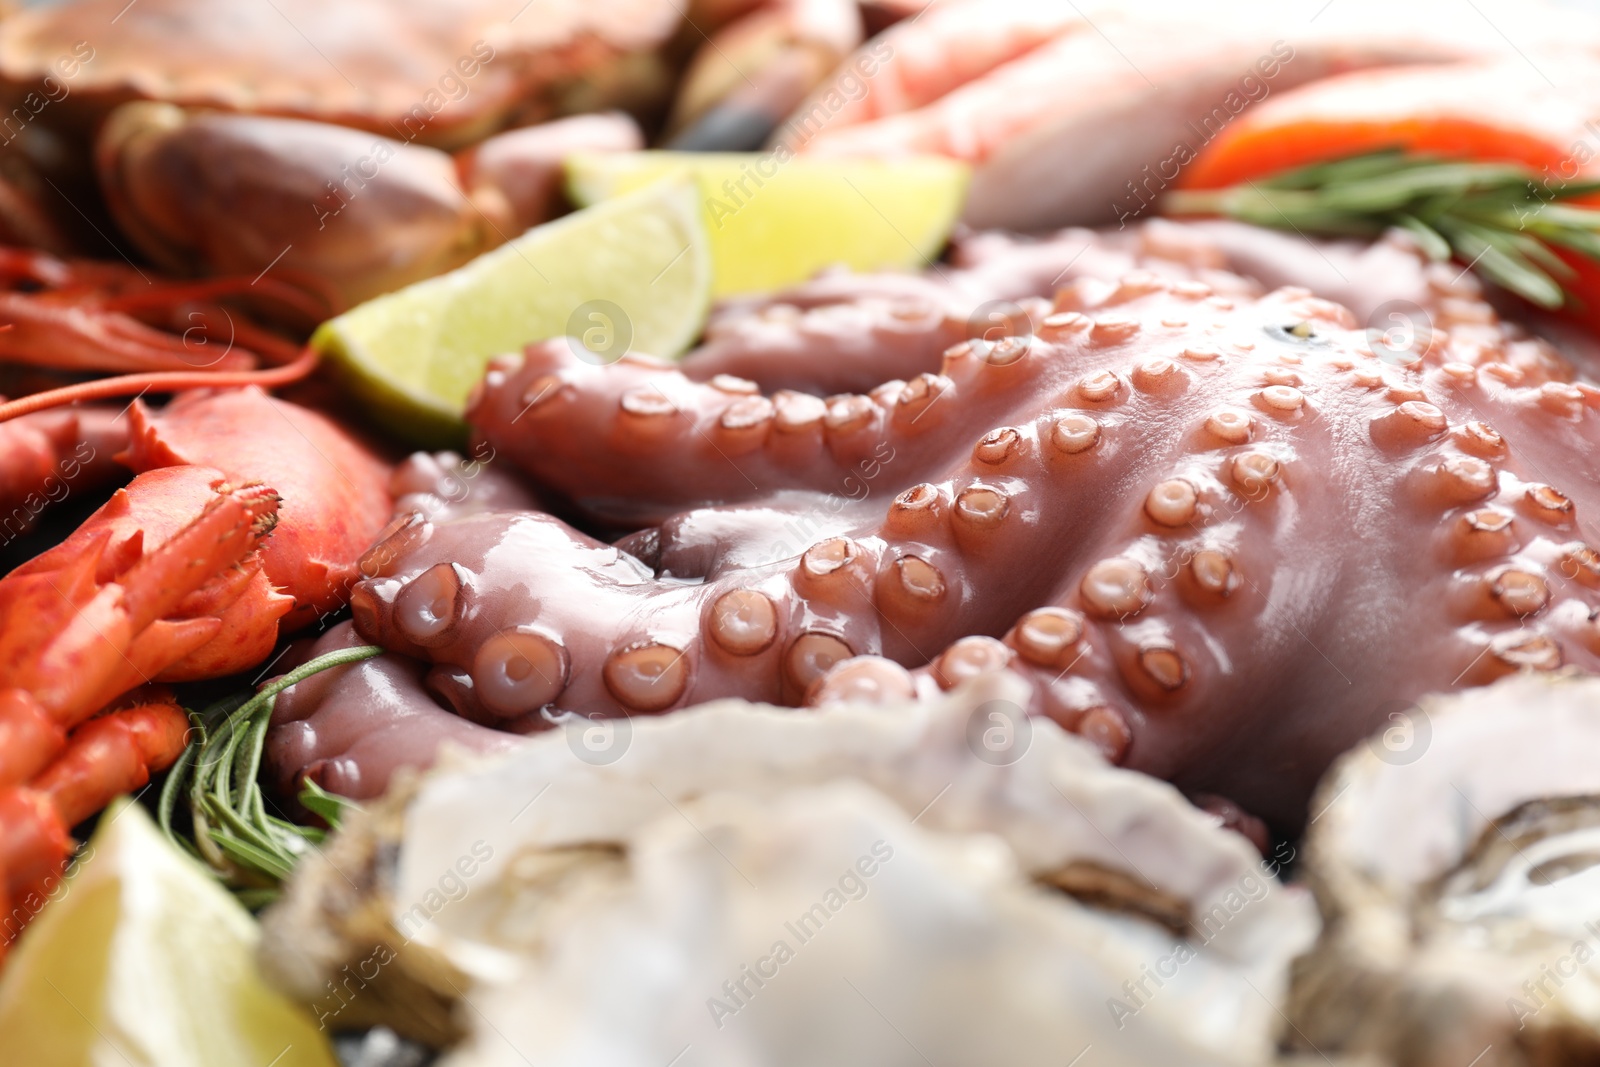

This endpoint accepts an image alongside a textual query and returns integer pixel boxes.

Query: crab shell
[0,0,681,149]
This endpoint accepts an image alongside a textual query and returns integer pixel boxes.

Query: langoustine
[785,0,1600,231]
[278,218,1600,832]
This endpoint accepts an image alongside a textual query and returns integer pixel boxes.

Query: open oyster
[1292,674,1600,1066]
[261,673,1315,1066]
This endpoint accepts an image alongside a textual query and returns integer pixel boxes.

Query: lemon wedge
[565,151,970,298]
[0,801,337,1067]
[315,176,712,445]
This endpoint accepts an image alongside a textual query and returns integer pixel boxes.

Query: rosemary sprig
[158,644,382,907]
[1162,151,1600,309]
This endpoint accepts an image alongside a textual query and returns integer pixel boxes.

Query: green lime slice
[315,177,712,446]
[565,151,970,299]
[0,801,337,1067]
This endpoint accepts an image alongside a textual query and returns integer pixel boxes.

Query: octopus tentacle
[280,220,1600,828]
[268,621,521,801]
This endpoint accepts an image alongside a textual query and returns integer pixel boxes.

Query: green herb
[1161,151,1600,309]
[158,644,383,907]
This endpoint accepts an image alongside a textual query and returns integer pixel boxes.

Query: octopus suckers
[895,373,949,421]
[892,483,939,514]
[707,590,778,656]
[1075,369,1122,403]
[824,394,876,434]
[1385,384,1428,404]
[1010,607,1084,669]
[1456,421,1508,459]
[719,396,774,432]
[1112,271,1166,303]
[710,374,759,395]
[892,555,946,602]
[1525,484,1576,520]
[1489,568,1551,618]
[1180,345,1221,362]
[1080,558,1152,618]
[810,657,914,705]
[773,391,826,432]
[1039,311,1089,338]
[1255,385,1305,414]
[1145,479,1199,527]
[1483,362,1525,386]
[520,374,565,412]
[953,486,1010,529]
[357,510,426,579]
[1075,706,1132,763]
[1137,644,1189,691]
[1049,413,1101,454]
[1090,315,1141,345]
[1230,451,1280,497]
[802,537,863,579]
[394,562,464,646]
[474,629,568,716]
[1203,409,1253,444]
[1132,357,1182,393]
[1489,630,1562,672]
[1190,549,1238,596]
[974,427,1023,465]
[786,632,853,694]
[982,335,1032,367]
[603,641,690,712]
[1464,508,1514,534]
[620,388,677,419]
[1563,545,1600,588]
[934,636,1012,690]
[1433,455,1496,501]
[1541,382,1587,417]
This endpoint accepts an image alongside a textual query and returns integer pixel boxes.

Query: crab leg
[0,696,190,953]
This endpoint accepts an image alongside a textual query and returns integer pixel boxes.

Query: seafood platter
[9,0,1600,1064]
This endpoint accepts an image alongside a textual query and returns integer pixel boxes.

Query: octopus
[270,220,1600,829]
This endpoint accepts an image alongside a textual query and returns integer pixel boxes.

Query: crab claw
[121,387,393,629]
[95,103,483,312]
[0,467,283,788]
[96,103,646,311]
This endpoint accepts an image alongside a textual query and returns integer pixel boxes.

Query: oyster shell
[262,673,1316,1066]
[1292,674,1600,1066]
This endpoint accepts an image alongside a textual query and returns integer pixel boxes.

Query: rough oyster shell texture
[1292,674,1600,1067]
[261,673,1315,1066]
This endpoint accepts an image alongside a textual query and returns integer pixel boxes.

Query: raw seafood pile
[6,0,1600,1065]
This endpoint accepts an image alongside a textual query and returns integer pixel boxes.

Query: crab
[0,0,867,303]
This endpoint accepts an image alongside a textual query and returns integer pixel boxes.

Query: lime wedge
[315,177,712,445]
[565,151,970,298]
[0,801,336,1067]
